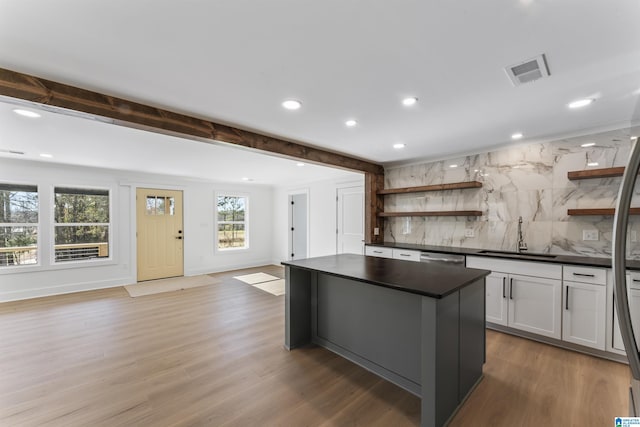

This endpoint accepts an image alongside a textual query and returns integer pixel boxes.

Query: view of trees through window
[0,184,38,266]
[217,195,247,249]
[54,187,110,262]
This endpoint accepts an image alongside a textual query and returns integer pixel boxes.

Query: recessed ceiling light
[345,119,357,127]
[13,109,41,118]
[282,99,302,110]
[241,177,254,181]
[449,164,458,168]
[39,153,53,158]
[581,142,596,147]
[511,132,523,140]
[393,143,405,149]
[632,136,638,141]
[587,162,599,167]
[296,162,305,167]
[402,97,418,106]
[568,98,594,109]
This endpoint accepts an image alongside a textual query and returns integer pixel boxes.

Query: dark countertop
[282,253,490,299]
[368,242,640,270]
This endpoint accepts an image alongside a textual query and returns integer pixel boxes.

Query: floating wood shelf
[567,167,626,180]
[567,208,640,216]
[377,181,482,195]
[379,210,483,217]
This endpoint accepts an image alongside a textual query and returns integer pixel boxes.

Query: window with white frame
[217,195,248,250]
[0,184,38,267]
[54,187,110,262]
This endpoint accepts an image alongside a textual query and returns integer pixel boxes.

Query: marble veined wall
[384,128,640,258]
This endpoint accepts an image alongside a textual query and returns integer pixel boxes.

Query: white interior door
[289,193,308,260]
[337,186,364,254]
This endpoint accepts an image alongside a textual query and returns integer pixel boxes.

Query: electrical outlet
[632,230,638,243]
[464,229,475,238]
[374,227,380,236]
[583,229,599,241]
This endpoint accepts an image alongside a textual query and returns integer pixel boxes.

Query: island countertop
[282,253,490,299]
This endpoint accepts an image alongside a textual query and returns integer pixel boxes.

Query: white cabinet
[365,246,393,258]
[561,266,606,350]
[391,248,420,262]
[508,274,562,339]
[611,272,640,354]
[467,256,562,339]
[485,272,508,326]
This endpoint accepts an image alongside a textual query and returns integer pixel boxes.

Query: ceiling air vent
[0,149,25,155]
[505,54,550,86]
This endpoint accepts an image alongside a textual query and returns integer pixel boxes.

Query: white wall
[0,158,273,301]
[272,175,364,264]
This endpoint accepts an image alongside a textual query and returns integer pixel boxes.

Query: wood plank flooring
[0,265,632,426]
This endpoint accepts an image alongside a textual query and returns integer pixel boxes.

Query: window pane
[55,189,109,223]
[0,226,38,266]
[55,225,109,262]
[217,196,245,221]
[146,197,156,215]
[0,186,38,223]
[156,197,165,215]
[168,197,175,215]
[218,224,245,249]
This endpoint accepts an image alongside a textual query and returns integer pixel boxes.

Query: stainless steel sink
[477,250,557,259]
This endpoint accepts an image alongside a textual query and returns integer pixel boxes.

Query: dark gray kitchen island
[282,253,490,427]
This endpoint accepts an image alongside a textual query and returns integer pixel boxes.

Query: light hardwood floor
[0,265,631,426]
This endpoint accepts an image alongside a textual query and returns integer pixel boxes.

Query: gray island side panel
[315,273,422,385]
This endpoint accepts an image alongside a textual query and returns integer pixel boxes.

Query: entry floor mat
[124,275,220,297]
[252,279,285,296]
[233,272,280,284]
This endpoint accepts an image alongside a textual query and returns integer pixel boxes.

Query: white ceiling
[0,1,639,175]
[0,100,360,186]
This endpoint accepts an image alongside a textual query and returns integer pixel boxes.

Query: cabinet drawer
[466,256,561,280]
[392,249,421,262]
[365,246,393,258]
[563,266,606,285]
[629,271,640,288]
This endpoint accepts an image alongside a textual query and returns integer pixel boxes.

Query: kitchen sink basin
[477,250,558,259]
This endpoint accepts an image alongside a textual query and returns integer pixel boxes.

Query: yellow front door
[136,188,184,281]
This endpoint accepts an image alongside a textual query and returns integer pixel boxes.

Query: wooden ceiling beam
[0,68,383,175]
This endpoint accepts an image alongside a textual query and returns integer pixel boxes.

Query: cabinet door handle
[633,279,640,283]
[502,277,506,298]
[572,272,595,277]
[400,253,411,257]
[565,286,569,310]
[373,251,382,254]
[509,278,513,300]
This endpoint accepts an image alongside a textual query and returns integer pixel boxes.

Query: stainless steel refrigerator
[613,136,640,416]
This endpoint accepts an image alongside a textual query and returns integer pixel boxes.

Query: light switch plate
[583,229,599,241]
[374,227,380,236]
[464,229,475,237]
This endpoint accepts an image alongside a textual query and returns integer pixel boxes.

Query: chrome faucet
[517,216,528,253]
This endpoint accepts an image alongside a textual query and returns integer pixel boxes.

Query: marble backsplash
[384,128,640,259]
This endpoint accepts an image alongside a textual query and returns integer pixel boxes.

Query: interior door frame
[131,183,185,282]
[288,188,310,261]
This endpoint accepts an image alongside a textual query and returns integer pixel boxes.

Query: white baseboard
[186,259,278,276]
[0,276,134,303]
